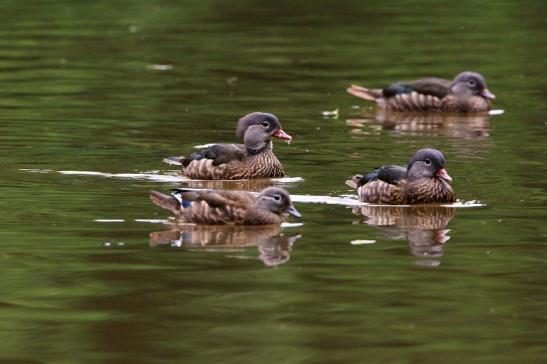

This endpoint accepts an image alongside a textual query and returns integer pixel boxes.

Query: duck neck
[406,168,429,182]
[246,139,272,155]
[449,83,474,98]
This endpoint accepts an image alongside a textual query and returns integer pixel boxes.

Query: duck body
[347,71,495,113]
[149,187,301,225]
[346,148,456,205]
[179,142,285,180]
[165,112,291,180]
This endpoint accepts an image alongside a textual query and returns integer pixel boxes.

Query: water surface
[0,0,546,362]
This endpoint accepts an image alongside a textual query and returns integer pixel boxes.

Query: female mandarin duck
[347,71,495,113]
[345,148,456,205]
[165,112,292,179]
[149,187,301,225]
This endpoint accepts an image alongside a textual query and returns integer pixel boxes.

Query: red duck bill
[436,168,452,182]
[272,128,293,144]
[481,88,496,100]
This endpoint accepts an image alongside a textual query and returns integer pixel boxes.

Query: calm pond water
[1,0,546,362]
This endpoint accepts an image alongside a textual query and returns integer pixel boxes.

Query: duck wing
[165,143,247,167]
[171,189,256,209]
[383,77,452,98]
[346,164,406,189]
[358,164,407,186]
[376,165,407,184]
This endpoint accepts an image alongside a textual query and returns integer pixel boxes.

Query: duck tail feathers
[347,85,382,102]
[345,175,362,189]
[149,190,181,214]
[163,156,184,166]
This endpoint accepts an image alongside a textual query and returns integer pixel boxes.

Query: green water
[1,0,546,362]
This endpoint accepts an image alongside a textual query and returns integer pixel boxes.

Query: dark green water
[1,1,546,362]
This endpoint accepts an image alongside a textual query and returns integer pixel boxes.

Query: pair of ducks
[151,71,496,225]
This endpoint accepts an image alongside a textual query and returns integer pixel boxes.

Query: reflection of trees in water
[150,224,301,267]
[352,205,455,264]
[347,110,491,139]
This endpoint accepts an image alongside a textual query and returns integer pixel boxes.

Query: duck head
[236,112,292,153]
[407,148,452,183]
[450,71,495,100]
[255,187,301,218]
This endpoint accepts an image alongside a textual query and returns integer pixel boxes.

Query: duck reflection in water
[347,110,491,139]
[149,224,301,267]
[352,205,455,265]
[172,178,291,193]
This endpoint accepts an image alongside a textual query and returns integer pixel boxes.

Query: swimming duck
[345,148,456,204]
[347,71,495,112]
[164,112,292,179]
[149,187,301,225]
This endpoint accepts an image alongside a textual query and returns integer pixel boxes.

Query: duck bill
[435,229,451,244]
[272,128,293,143]
[435,168,452,182]
[286,205,301,218]
[481,88,496,100]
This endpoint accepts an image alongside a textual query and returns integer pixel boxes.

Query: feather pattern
[182,147,285,180]
[357,180,405,204]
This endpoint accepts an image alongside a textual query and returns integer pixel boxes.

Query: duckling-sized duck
[345,148,456,204]
[149,187,301,225]
[165,112,292,179]
[347,71,495,113]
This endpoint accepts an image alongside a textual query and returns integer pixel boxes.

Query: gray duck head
[255,187,301,218]
[450,71,495,100]
[406,148,452,183]
[236,112,292,152]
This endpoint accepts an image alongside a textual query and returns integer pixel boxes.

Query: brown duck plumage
[165,112,291,180]
[347,71,495,113]
[345,148,456,205]
[149,187,301,225]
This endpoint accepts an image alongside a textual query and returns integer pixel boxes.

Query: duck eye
[425,159,432,165]
[468,80,476,87]
[273,195,281,201]
[261,121,270,127]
